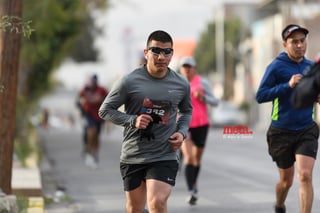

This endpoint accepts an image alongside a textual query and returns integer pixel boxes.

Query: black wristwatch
[179,131,186,140]
[130,116,137,128]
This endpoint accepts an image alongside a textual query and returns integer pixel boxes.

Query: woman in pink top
[179,56,218,205]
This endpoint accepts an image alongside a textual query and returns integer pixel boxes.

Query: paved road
[38,89,320,213]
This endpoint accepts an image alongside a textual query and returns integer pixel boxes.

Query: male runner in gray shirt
[99,30,192,213]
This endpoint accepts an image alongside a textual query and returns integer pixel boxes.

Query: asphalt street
[38,89,320,213]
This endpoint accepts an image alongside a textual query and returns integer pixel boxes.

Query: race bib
[139,98,172,124]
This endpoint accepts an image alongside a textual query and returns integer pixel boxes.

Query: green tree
[194,21,216,75]
[15,0,109,146]
[0,15,34,38]
[194,18,248,100]
[0,0,108,194]
[0,0,23,195]
[20,0,107,100]
[0,15,33,94]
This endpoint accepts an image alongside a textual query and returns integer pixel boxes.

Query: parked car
[210,101,247,127]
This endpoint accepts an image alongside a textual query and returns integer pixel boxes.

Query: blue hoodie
[256,52,313,130]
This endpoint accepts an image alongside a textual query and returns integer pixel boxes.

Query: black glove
[140,122,155,141]
[139,114,161,141]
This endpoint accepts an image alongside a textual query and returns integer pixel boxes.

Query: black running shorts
[120,160,179,191]
[266,121,319,169]
[189,125,209,148]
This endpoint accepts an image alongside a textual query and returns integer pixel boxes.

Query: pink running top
[189,75,218,128]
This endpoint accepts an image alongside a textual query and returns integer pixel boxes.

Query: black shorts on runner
[189,125,209,148]
[120,160,179,191]
[266,121,319,169]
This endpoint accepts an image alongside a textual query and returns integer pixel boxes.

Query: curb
[27,197,44,213]
[11,128,45,213]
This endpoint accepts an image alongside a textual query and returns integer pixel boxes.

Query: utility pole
[122,27,133,74]
[215,4,225,99]
[0,0,22,194]
[297,0,305,26]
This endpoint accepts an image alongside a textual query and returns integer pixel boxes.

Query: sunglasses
[148,47,173,56]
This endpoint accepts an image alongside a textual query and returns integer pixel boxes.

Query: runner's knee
[148,196,166,212]
[297,169,313,184]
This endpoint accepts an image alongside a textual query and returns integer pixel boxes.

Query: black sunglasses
[148,47,173,56]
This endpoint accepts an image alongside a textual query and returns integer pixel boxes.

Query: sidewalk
[38,127,77,213]
[11,133,44,213]
[37,124,127,213]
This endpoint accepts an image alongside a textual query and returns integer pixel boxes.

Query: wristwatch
[130,116,137,128]
[179,131,186,140]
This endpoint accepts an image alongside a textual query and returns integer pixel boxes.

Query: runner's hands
[168,132,184,151]
[193,90,204,101]
[135,114,153,129]
[134,114,184,150]
[289,74,303,88]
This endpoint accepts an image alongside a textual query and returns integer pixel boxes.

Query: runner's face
[144,40,173,78]
[180,65,195,82]
[283,31,307,63]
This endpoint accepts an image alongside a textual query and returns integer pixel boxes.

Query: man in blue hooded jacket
[256,24,319,213]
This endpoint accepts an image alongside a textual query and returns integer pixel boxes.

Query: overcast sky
[55,0,264,90]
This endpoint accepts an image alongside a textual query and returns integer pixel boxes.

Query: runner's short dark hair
[146,30,173,48]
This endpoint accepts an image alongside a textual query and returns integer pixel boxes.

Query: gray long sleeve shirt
[200,77,219,106]
[99,66,192,164]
